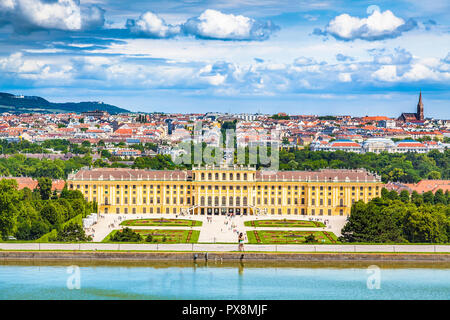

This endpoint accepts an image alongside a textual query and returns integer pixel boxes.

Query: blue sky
[0,0,449,117]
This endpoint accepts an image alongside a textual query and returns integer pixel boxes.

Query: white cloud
[0,52,72,80]
[126,11,180,38]
[182,9,278,40]
[0,0,104,32]
[315,9,417,41]
[338,73,352,82]
[372,65,398,82]
[124,9,278,41]
[370,48,412,65]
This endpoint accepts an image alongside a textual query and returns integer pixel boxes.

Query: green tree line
[340,188,450,243]
[0,178,96,241]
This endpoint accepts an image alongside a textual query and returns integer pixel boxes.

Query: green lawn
[247,230,338,244]
[244,219,325,228]
[103,229,200,243]
[120,218,202,227]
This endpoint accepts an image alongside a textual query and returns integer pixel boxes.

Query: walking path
[87,213,348,243]
[1,242,450,253]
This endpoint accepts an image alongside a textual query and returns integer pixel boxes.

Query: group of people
[220,214,245,251]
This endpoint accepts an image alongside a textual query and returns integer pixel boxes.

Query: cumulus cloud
[314,9,417,41]
[126,11,180,38]
[3,48,450,97]
[336,53,355,62]
[370,48,412,65]
[123,9,278,41]
[0,0,105,33]
[0,52,72,80]
[182,9,278,40]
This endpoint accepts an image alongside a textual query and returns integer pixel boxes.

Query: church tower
[417,91,424,120]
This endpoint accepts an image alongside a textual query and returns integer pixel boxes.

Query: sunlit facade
[68,165,383,216]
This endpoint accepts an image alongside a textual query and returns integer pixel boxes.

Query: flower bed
[247,230,338,244]
[244,219,325,228]
[121,218,202,227]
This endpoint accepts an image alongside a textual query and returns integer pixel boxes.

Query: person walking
[238,232,244,252]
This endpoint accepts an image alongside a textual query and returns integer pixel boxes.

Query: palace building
[68,166,383,216]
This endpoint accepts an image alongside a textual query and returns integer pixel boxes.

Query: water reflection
[1,259,450,300]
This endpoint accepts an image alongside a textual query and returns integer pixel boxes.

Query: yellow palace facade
[67,165,383,216]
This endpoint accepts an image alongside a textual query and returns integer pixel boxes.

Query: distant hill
[0,92,130,114]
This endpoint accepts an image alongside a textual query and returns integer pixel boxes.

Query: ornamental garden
[121,218,202,227]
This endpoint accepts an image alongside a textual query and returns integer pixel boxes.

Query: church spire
[417,91,424,120]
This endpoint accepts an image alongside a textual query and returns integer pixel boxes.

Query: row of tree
[277,148,449,183]
[0,178,96,241]
[1,139,449,184]
[0,154,92,179]
[340,188,450,243]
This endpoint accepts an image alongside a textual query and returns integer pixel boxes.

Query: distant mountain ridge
[0,92,130,114]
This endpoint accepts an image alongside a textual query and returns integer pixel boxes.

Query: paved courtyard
[88,213,348,243]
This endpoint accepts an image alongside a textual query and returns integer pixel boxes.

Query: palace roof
[70,168,381,183]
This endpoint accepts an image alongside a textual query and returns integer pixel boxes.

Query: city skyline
[0,1,449,118]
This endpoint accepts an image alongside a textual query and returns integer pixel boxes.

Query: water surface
[1,260,449,300]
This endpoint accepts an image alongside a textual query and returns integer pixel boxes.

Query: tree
[399,190,410,203]
[428,170,441,179]
[387,168,406,182]
[403,209,443,243]
[340,200,404,243]
[411,191,424,206]
[56,223,91,242]
[97,140,106,148]
[81,140,91,148]
[37,177,52,200]
[434,189,447,205]
[381,187,389,199]
[423,191,434,204]
[0,179,20,239]
[40,203,63,228]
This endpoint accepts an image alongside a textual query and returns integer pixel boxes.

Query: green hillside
[0,92,130,114]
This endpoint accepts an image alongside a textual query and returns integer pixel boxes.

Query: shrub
[110,227,143,242]
[305,234,316,243]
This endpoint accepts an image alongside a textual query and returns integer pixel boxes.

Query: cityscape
[0,0,449,306]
